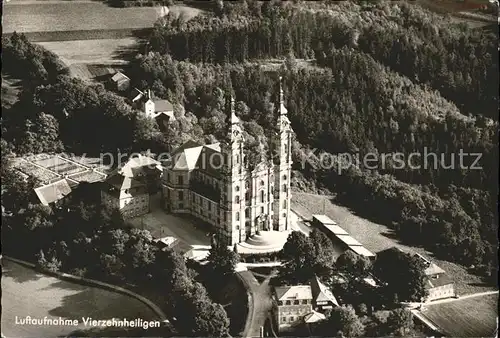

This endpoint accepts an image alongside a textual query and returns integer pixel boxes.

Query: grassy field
[291,192,495,296]
[4,1,203,81]
[3,1,202,33]
[3,1,160,33]
[416,0,496,27]
[420,293,498,337]
[1,259,160,337]
[38,38,138,80]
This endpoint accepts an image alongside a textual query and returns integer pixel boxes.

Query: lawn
[3,1,159,33]
[1,259,160,337]
[38,38,138,80]
[10,1,203,81]
[291,192,495,296]
[3,1,203,33]
[420,293,498,337]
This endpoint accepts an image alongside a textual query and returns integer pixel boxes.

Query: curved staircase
[237,231,290,254]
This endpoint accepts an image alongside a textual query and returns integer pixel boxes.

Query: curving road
[1,259,160,338]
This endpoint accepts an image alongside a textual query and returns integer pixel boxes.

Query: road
[1,260,160,338]
[128,208,211,246]
[238,270,278,338]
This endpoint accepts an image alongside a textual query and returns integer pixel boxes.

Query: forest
[150,0,498,119]
[1,0,498,322]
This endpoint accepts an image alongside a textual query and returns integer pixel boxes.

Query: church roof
[231,111,240,124]
[167,140,222,177]
[119,154,161,178]
[111,71,130,83]
[152,99,173,113]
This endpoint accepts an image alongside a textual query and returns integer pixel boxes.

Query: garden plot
[34,156,87,176]
[13,160,59,183]
[68,170,107,183]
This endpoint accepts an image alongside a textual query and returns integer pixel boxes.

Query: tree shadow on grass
[1,261,43,284]
[47,284,159,324]
[40,279,87,292]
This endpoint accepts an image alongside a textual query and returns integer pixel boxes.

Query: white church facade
[161,79,293,246]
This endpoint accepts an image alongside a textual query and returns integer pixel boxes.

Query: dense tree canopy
[373,248,429,303]
[150,0,497,119]
[318,305,365,337]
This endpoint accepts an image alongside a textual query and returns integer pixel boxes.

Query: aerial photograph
[1,0,498,337]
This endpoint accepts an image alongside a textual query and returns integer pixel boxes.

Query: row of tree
[150,0,498,119]
[2,33,69,86]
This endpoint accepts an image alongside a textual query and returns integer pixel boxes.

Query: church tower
[276,76,293,231]
[219,94,246,246]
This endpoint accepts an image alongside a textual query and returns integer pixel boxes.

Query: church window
[261,206,264,214]
[260,190,265,203]
[245,180,250,188]
[282,184,287,193]
[235,195,240,204]
[178,191,184,200]
[178,176,183,185]
[235,186,240,192]
[236,212,240,221]
[283,200,287,209]
[245,208,249,218]
[260,180,265,186]
[282,175,287,181]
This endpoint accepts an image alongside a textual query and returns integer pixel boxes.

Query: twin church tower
[162,77,293,246]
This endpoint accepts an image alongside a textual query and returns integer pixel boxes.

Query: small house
[110,71,131,92]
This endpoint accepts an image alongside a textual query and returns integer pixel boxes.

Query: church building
[161,78,293,246]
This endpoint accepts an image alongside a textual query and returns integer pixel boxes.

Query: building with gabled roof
[161,77,293,247]
[309,275,339,311]
[110,71,130,92]
[34,178,72,206]
[414,252,455,301]
[273,285,314,329]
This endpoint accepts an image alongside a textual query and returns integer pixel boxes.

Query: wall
[427,283,455,301]
[278,303,312,326]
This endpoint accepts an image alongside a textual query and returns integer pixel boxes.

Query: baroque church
[161,78,293,246]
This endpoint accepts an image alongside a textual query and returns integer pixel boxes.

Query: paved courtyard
[1,259,159,338]
[128,208,211,247]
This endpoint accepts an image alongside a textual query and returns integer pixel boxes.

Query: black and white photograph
[1,0,498,337]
